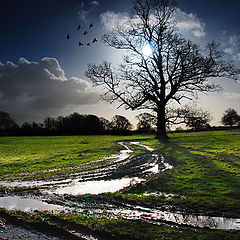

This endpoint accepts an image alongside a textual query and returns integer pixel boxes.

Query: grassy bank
[0,135,152,181]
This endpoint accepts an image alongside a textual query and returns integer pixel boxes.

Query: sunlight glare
[142,43,153,57]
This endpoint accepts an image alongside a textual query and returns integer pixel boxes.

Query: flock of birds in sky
[66,23,97,47]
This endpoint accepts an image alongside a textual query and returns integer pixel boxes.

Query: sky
[0,0,240,127]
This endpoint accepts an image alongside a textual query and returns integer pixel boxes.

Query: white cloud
[173,9,205,37]
[0,57,99,122]
[78,9,90,23]
[223,92,240,99]
[100,11,130,31]
[233,53,240,61]
[224,48,233,54]
[78,1,99,23]
[100,8,205,38]
[90,1,99,6]
[229,35,239,47]
[220,33,240,62]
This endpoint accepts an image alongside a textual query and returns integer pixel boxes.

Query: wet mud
[0,140,239,239]
[0,142,167,194]
[0,222,61,240]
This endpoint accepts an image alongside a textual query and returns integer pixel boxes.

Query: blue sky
[0,0,240,126]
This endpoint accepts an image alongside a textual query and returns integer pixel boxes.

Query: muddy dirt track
[0,141,239,239]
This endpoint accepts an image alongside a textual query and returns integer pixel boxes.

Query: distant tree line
[0,107,239,136]
[0,111,132,136]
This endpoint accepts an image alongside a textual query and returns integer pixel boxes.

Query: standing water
[0,141,239,231]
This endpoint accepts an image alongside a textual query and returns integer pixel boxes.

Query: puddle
[0,222,61,240]
[0,195,239,230]
[0,196,64,211]
[114,207,240,230]
[142,192,177,199]
[130,141,154,151]
[0,213,97,240]
[0,141,134,189]
[0,178,73,188]
[52,177,144,195]
[0,142,164,196]
[0,141,239,231]
[159,154,173,170]
[89,204,240,230]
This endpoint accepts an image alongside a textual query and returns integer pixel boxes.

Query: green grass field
[0,135,151,180]
[0,130,240,239]
[123,130,240,216]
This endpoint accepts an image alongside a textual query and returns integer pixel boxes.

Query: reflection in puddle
[0,178,72,188]
[0,141,239,231]
[130,141,154,151]
[144,164,159,173]
[0,195,239,230]
[142,192,177,198]
[0,222,61,240]
[0,142,163,195]
[0,142,134,189]
[106,205,240,230]
[52,177,144,195]
[0,196,64,211]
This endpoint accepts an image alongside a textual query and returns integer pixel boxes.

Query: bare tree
[86,0,240,139]
[163,105,212,131]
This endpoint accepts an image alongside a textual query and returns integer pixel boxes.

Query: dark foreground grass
[0,135,152,180]
[1,209,240,240]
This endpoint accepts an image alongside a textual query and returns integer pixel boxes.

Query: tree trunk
[156,105,168,140]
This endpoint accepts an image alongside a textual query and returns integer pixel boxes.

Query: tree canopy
[221,108,239,127]
[136,112,156,133]
[111,115,132,134]
[86,0,240,139]
[0,111,18,134]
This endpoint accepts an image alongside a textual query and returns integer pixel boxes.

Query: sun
[142,43,153,57]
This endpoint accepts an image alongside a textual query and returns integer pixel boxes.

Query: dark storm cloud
[0,57,99,122]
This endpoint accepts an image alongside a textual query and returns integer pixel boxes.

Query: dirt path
[0,140,239,239]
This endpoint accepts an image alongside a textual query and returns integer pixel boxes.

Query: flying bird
[87,43,90,46]
[92,38,97,43]
[77,24,81,30]
[66,34,70,39]
[79,41,83,46]
[84,31,88,35]
[89,23,93,28]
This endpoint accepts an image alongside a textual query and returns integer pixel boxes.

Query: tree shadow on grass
[127,137,240,216]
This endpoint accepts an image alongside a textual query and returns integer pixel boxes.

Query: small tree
[221,108,239,127]
[111,115,132,134]
[184,108,212,131]
[136,113,156,133]
[0,111,18,134]
[163,106,212,131]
